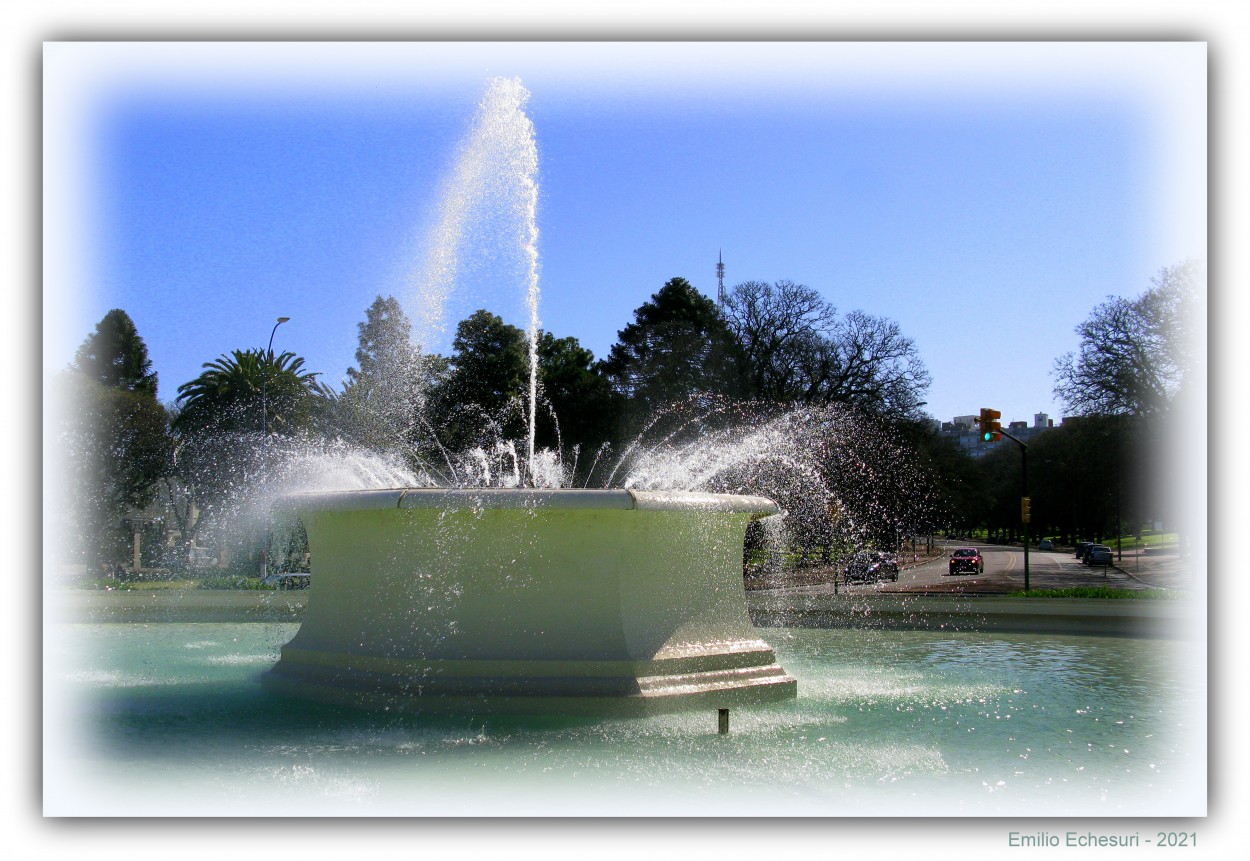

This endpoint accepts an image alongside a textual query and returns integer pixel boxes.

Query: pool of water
[44,622,1204,816]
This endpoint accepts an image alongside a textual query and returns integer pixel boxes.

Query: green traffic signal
[979,407,1002,443]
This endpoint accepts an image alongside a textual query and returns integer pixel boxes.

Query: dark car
[877,551,900,579]
[844,551,899,583]
[1075,541,1093,560]
[1085,544,1114,566]
[948,547,984,575]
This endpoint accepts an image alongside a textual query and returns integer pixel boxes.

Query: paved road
[835,541,1189,595]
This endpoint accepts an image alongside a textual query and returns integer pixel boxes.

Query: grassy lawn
[1008,586,1181,600]
[1129,530,1180,551]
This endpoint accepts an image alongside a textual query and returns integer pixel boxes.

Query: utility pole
[1000,428,1030,591]
[979,408,1028,591]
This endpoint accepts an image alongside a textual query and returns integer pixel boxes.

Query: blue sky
[44,42,1205,427]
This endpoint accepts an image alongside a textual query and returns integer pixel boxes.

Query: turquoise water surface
[45,622,1203,817]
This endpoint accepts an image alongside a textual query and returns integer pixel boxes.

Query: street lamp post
[261,316,290,439]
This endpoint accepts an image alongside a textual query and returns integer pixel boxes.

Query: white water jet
[181,433,426,570]
[621,409,835,497]
[413,77,542,482]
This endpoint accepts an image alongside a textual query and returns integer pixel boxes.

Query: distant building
[941,410,1056,457]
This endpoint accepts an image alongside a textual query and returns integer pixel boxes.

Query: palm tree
[174,349,331,438]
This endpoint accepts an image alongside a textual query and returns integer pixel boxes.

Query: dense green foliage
[425,309,531,451]
[72,308,160,398]
[56,311,173,569]
[972,413,1153,545]
[533,330,620,464]
[53,372,174,568]
[601,277,746,431]
[174,349,332,437]
[333,295,427,453]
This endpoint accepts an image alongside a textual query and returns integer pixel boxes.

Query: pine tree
[57,309,170,568]
[72,308,159,398]
[601,277,744,429]
[337,296,427,452]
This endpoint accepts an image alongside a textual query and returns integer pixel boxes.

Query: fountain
[256,78,797,713]
[263,488,796,713]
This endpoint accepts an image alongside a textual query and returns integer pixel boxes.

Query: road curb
[747,591,1198,639]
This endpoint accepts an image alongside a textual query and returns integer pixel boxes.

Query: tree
[820,310,932,417]
[335,295,428,452]
[72,308,159,397]
[968,414,1148,546]
[1049,260,1203,552]
[55,310,171,569]
[51,372,173,569]
[1053,260,1202,419]
[173,349,332,438]
[534,331,620,467]
[892,416,983,537]
[723,280,931,417]
[722,279,836,402]
[347,297,417,384]
[822,409,944,549]
[163,349,331,574]
[1021,416,1132,545]
[601,277,744,430]
[425,310,530,452]
[416,310,621,482]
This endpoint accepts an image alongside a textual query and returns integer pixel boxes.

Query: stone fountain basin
[263,488,797,714]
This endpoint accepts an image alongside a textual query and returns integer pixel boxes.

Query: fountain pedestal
[264,488,796,714]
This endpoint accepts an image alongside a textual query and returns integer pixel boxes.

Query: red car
[948,547,984,575]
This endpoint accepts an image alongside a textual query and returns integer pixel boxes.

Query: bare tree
[1053,260,1202,418]
[724,280,931,417]
[721,280,837,402]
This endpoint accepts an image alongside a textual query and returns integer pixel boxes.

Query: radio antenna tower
[716,249,726,307]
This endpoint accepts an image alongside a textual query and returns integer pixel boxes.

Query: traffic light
[979,407,1002,443]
